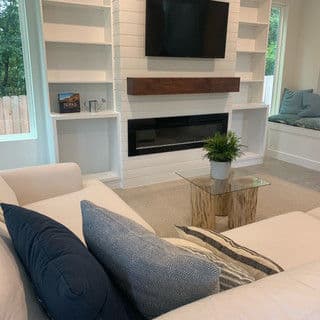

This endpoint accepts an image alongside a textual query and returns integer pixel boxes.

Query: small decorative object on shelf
[58,93,80,113]
[84,98,107,113]
[203,131,243,180]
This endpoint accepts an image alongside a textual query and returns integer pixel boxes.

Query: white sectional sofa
[1,163,320,319]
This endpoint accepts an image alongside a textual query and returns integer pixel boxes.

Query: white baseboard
[267,149,320,172]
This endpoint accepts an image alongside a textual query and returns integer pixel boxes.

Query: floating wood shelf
[127,77,240,95]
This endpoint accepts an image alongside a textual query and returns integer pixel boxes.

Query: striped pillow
[167,239,255,291]
[176,226,284,280]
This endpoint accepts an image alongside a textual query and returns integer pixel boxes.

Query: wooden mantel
[127,77,240,95]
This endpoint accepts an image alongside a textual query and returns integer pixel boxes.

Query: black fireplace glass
[128,113,228,156]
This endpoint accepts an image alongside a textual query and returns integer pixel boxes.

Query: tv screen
[146,0,229,58]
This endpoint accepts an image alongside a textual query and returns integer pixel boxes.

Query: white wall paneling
[113,0,272,187]
[40,0,272,187]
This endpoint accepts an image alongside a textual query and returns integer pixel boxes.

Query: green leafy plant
[203,131,243,162]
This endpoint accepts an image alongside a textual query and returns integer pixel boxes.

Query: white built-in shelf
[43,0,111,10]
[237,49,266,54]
[241,79,264,84]
[232,103,268,110]
[50,111,118,120]
[83,171,119,183]
[239,20,268,27]
[45,39,112,46]
[48,79,113,84]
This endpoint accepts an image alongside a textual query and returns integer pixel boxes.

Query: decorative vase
[210,161,231,180]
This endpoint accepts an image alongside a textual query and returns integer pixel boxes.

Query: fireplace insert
[128,113,228,156]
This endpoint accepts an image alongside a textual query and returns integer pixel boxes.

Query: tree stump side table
[176,170,270,230]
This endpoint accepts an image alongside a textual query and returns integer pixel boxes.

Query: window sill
[0,132,38,143]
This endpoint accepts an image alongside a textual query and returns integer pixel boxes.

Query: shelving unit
[232,0,271,166]
[42,0,110,10]
[41,0,120,184]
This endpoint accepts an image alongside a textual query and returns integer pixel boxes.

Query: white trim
[0,0,37,143]
[268,122,320,172]
[267,149,320,171]
[270,2,288,115]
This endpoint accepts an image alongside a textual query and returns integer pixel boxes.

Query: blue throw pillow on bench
[279,88,313,114]
[1,203,139,320]
[298,92,320,117]
[81,200,220,320]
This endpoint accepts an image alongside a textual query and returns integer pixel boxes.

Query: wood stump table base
[190,185,258,230]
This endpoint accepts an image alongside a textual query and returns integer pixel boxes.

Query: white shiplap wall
[113,0,241,187]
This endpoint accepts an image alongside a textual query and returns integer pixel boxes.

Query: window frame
[0,0,37,142]
[269,2,288,115]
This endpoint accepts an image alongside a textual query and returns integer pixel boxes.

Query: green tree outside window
[0,0,26,97]
[265,8,281,76]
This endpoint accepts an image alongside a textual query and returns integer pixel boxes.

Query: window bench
[267,121,320,172]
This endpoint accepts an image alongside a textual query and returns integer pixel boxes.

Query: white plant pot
[210,161,231,180]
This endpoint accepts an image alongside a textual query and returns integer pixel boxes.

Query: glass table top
[176,167,270,196]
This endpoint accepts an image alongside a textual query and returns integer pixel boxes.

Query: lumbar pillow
[2,203,135,320]
[176,226,284,280]
[279,88,313,114]
[0,177,18,222]
[81,200,220,319]
[298,92,320,117]
[164,237,255,291]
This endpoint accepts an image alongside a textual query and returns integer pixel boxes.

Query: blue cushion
[1,203,137,320]
[279,88,313,114]
[298,92,320,117]
[81,200,220,320]
[268,114,301,126]
[295,117,320,131]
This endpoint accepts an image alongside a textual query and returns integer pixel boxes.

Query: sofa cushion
[268,114,301,126]
[2,203,132,320]
[299,92,320,117]
[307,207,320,220]
[155,260,320,320]
[0,225,49,320]
[81,201,220,319]
[164,237,255,291]
[1,163,83,206]
[295,117,320,131]
[25,181,155,243]
[279,88,313,114]
[176,226,283,280]
[223,212,320,270]
[0,176,18,222]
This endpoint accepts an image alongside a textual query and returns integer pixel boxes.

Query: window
[0,0,35,140]
[264,4,287,115]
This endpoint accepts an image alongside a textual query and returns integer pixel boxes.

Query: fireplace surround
[128,113,228,156]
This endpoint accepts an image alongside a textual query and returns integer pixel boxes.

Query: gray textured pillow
[298,92,320,117]
[81,201,220,319]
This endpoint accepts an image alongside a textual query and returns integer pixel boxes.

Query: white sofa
[1,163,320,320]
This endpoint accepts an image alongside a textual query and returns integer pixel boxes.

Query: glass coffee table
[176,168,270,230]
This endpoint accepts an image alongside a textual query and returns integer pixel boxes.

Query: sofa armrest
[0,163,83,205]
[155,260,320,320]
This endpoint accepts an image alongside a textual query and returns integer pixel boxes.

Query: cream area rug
[116,161,320,237]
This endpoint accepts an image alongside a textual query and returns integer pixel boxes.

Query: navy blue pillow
[1,203,137,320]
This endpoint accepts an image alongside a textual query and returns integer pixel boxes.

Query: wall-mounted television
[146,0,229,59]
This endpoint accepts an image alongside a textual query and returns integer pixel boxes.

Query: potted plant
[203,131,243,180]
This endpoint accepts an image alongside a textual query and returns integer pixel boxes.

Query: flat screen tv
[146,0,229,58]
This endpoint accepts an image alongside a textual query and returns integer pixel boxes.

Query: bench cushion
[268,114,300,126]
[295,117,320,131]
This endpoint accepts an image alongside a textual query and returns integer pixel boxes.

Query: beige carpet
[116,158,320,237]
